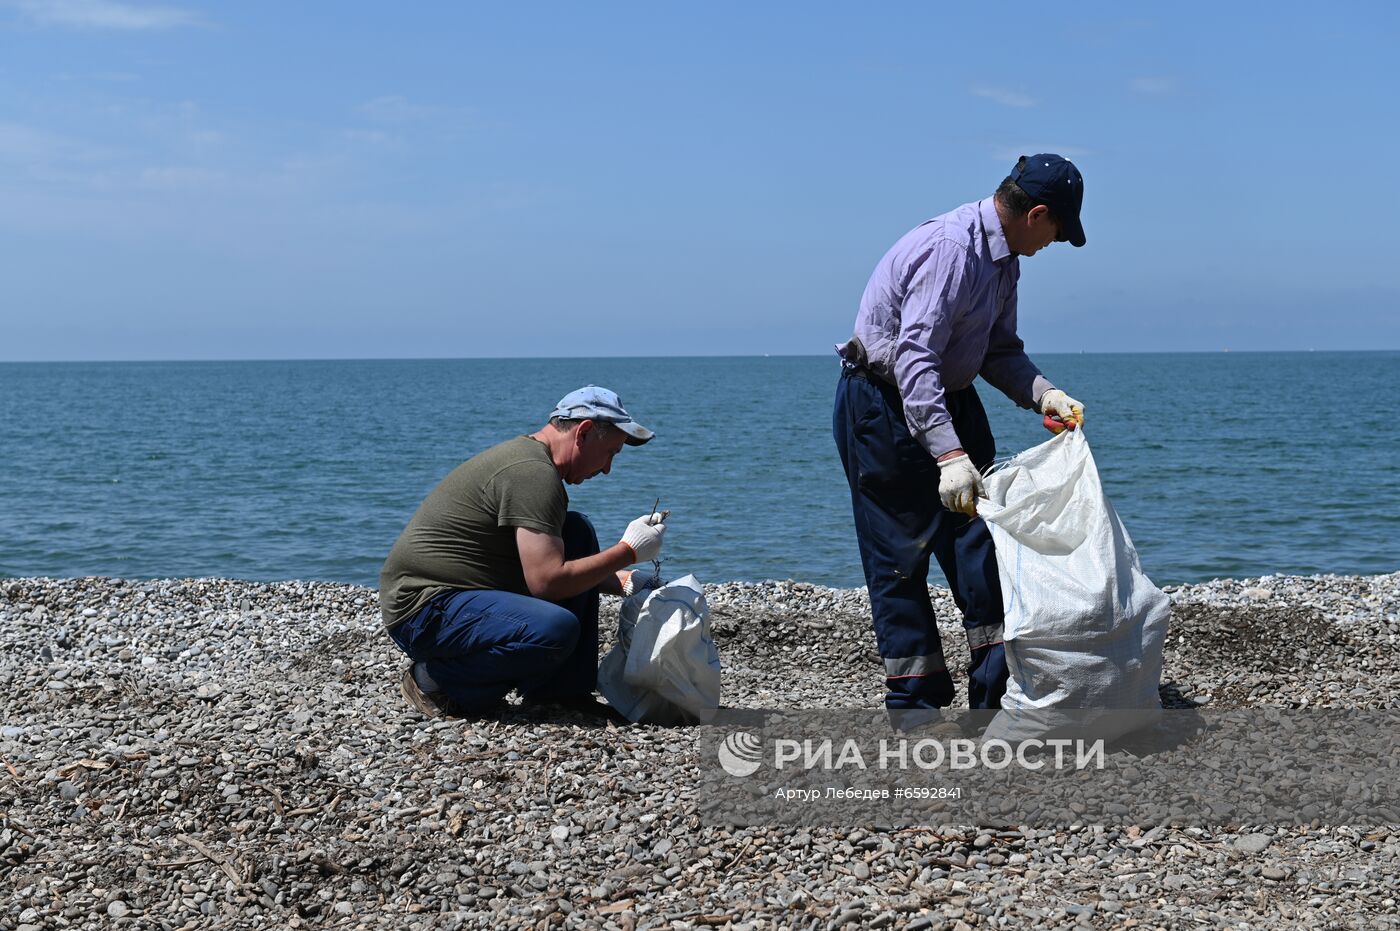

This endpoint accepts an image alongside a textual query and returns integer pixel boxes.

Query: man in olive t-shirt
[380,386,667,719]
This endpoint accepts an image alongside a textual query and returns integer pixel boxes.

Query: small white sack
[597,574,722,725]
[977,429,1169,742]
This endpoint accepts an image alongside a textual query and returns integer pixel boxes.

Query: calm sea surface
[2,354,1398,588]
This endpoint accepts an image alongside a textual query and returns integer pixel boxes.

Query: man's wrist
[936,448,967,463]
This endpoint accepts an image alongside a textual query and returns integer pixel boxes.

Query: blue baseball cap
[1010,154,1086,247]
[549,385,655,446]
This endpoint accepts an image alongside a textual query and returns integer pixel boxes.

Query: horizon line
[2,348,1399,365]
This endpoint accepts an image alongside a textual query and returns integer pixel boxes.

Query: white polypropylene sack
[597,574,721,725]
[977,429,1169,742]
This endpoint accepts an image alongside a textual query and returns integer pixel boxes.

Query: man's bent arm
[516,527,635,602]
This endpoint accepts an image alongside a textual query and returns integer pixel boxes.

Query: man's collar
[979,197,1013,264]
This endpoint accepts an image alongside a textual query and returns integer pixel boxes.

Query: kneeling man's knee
[534,604,580,655]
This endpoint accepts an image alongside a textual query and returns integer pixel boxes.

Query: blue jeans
[388,511,601,710]
[834,369,1008,710]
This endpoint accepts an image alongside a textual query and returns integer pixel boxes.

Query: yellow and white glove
[620,512,666,563]
[937,454,985,517]
[1039,389,1085,427]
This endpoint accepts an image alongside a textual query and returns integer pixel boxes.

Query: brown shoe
[400,664,451,718]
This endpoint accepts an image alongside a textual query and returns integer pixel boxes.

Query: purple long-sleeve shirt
[838,197,1055,457]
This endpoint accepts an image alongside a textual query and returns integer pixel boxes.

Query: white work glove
[1039,388,1085,427]
[621,568,661,598]
[937,453,985,517]
[620,512,666,563]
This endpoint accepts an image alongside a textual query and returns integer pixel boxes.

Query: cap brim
[1058,214,1086,248]
[616,421,654,446]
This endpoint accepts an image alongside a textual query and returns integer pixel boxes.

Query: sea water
[2,353,1397,587]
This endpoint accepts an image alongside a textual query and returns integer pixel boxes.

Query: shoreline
[3,571,1398,927]
[4,566,1397,593]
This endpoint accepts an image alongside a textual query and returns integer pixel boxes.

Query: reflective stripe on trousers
[965,623,1004,651]
[883,649,947,678]
[883,625,1003,677]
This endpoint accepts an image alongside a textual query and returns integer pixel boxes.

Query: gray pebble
[1234,833,1274,854]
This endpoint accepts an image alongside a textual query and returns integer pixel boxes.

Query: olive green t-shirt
[379,436,567,629]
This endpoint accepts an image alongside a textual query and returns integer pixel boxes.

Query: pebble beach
[3,572,1399,930]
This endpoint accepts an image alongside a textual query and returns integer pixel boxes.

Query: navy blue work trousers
[833,370,1008,710]
[388,511,601,711]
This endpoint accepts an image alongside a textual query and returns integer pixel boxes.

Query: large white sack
[977,429,1169,742]
[597,574,721,725]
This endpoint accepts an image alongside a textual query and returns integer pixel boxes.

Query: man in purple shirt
[834,154,1087,719]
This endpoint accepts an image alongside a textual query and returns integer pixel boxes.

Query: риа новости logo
[717,731,763,777]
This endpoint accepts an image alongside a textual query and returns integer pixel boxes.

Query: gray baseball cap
[549,385,655,446]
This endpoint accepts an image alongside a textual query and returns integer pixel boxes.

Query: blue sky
[1,1,1396,360]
